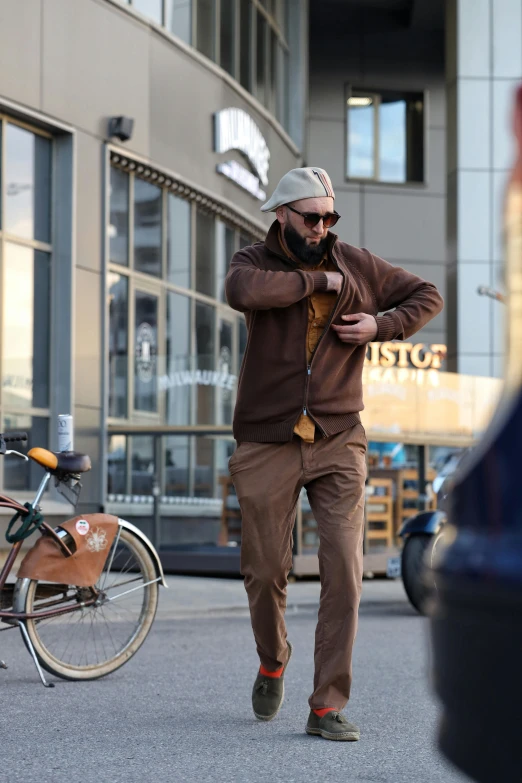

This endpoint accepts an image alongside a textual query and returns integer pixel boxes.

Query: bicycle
[0,431,166,687]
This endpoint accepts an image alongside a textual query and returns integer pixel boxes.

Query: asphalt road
[0,579,470,783]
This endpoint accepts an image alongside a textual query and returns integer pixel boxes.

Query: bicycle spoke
[103,575,144,592]
[99,527,122,591]
[23,530,158,677]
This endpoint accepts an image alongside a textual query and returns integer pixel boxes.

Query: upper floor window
[346,88,425,184]
[119,0,290,130]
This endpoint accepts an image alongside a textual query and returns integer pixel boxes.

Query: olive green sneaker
[305,710,360,741]
[252,641,293,721]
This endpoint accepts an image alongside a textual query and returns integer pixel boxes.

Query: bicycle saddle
[28,448,92,474]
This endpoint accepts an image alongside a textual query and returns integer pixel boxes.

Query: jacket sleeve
[225,250,329,312]
[364,251,444,341]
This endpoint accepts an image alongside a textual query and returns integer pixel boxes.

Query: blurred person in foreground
[225,167,443,741]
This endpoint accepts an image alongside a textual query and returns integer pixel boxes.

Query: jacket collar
[264,219,339,264]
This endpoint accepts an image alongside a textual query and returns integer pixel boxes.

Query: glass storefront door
[217,316,235,426]
[134,289,159,413]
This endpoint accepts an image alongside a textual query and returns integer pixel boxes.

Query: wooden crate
[396,468,437,532]
[365,478,394,550]
[218,475,241,546]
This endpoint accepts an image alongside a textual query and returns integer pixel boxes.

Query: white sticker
[76,519,90,536]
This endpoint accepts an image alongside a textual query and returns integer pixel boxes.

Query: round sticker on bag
[76,519,90,536]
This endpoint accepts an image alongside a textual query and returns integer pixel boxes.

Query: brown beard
[283,223,328,267]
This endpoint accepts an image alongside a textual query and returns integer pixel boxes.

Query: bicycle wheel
[21,527,159,680]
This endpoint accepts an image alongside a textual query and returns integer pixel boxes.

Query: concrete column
[446,0,521,377]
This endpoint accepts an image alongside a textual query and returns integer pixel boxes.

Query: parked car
[428,84,522,783]
[398,452,463,614]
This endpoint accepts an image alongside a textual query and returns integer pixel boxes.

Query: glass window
[196,0,215,60]
[108,273,129,418]
[108,434,127,496]
[166,291,191,425]
[164,434,190,496]
[347,95,376,179]
[131,435,154,495]
[5,123,51,243]
[167,193,191,288]
[239,0,251,90]
[276,44,288,129]
[195,302,215,424]
[255,11,267,106]
[166,0,192,43]
[2,244,50,410]
[134,178,162,277]
[195,208,215,297]
[194,435,214,497]
[268,29,277,114]
[220,0,236,76]
[134,291,158,412]
[3,415,49,491]
[216,220,235,303]
[132,0,163,23]
[347,89,425,184]
[380,99,407,183]
[109,168,129,267]
[218,319,233,425]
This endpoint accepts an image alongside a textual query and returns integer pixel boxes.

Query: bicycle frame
[0,471,101,621]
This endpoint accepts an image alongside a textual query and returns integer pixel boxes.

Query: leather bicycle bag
[18,514,119,587]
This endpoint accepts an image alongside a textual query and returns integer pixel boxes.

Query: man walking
[225,167,443,741]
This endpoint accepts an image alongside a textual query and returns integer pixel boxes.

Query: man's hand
[331,313,378,344]
[324,272,343,293]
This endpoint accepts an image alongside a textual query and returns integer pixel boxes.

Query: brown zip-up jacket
[225,221,443,443]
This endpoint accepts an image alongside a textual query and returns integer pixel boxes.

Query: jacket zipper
[301,257,346,433]
[302,363,312,418]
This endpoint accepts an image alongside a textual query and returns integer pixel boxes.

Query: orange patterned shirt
[278,231,337,443]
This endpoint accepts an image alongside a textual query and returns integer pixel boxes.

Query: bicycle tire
[19,528,158,681]
[401,534,435,615]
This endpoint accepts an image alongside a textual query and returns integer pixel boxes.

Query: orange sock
[259,664,284,678]
[313,707,337,718]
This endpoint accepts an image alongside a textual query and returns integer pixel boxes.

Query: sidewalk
[157,574,409,619]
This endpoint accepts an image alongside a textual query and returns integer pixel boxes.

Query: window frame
[345,84,427,187]
[107,163,252,431]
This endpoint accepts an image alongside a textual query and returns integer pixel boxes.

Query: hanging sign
[214,108,270,200]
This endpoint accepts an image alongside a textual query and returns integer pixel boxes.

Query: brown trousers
[229,423,367,710]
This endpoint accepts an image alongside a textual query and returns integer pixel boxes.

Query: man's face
[276,196,334,266]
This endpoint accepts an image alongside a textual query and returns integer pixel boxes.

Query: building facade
[0,0,307,541]
[0,0,515,566]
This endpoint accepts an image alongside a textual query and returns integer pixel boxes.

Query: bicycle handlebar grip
[2,432,28,443]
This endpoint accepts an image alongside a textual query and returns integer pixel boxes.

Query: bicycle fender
[17,513,119,587]
[399,510,446,538]
[117,518,168,587]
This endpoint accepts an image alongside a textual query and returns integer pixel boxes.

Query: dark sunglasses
[286,205,341,229]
